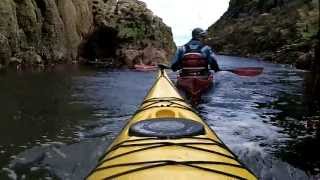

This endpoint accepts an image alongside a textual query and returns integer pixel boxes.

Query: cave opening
[79,27,119,62]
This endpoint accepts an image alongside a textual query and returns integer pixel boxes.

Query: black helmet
[192,28,207,39]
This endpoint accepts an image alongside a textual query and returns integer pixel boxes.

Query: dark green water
[0,57,319,179]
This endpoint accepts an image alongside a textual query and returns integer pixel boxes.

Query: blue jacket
[171,39,220,72]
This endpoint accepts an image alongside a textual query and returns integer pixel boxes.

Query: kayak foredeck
[87,69,257,180]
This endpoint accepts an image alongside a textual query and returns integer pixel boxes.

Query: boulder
[9,57,22,64]
[119,49,142,67]
[296,51,312,69]
[142,46,167,65]
[17,50,43,65]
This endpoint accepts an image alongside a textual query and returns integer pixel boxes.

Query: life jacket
[180,44,209,76]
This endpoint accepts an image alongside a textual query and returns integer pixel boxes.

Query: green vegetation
[118,23,146,40]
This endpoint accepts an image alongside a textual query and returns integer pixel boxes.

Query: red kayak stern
[177,74,213,105]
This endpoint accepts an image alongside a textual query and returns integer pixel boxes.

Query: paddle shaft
[157,64,264,77]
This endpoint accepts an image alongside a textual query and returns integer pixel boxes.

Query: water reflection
[0,67,98,170]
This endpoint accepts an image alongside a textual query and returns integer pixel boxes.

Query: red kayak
[227,67,264,76]
[134,64,157,72]
[177,73,213,105]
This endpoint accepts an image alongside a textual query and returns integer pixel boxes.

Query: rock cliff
[79,0,175,67]
[0,0,175,69]
[207,0,319,69]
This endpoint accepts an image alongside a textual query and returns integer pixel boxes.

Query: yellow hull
[87,69,257,180]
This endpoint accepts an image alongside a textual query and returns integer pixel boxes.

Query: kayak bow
[87,69,257,180]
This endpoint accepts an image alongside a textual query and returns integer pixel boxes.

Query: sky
[140,0,230,45]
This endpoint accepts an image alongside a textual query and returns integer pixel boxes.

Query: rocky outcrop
[207,0,319,69]
[78,0,175,68]
[0,0,175,69]
[0,0,93,68]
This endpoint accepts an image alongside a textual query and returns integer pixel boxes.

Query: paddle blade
[227,67,264,76]
[134,64,157,72]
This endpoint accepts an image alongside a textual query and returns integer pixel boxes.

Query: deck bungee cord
[87,137,251,180]
[134,97,198,115]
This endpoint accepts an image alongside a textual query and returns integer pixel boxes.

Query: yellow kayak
[87,68,257,180]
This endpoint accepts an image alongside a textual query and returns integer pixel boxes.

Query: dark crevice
[79,27,120,61]
[34,0,46,16]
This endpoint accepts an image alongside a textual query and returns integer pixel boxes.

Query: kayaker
[171,28,221,75]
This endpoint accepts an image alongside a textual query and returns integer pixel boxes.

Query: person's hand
[158,64,170,69]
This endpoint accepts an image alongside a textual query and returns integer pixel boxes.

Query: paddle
[157,64,264,76]
[222,67,264,76]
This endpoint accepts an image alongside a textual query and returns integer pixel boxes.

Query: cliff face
[0,0,93,67]
[207,0,319,69]
[0,0,175,68]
